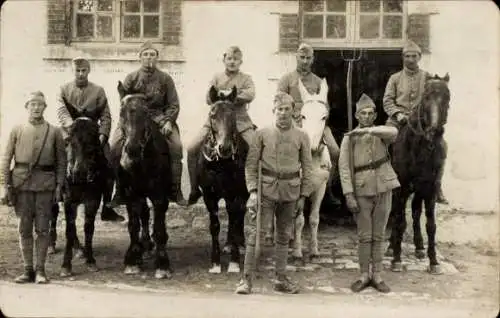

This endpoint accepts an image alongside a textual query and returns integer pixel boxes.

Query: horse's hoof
[428,264,443,275]
[60,268,73,277]
[208,264,222,274]
[124,265,141,275]
[391,262,403,272]
[87,264,99,272]
[227,262,240,273]
[48,246,57,255]
[222,245,231,254]
[154,269,172,279]
[385,248,394,257]
[415,249,426,259]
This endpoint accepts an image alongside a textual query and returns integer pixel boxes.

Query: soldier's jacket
[277,70,322,120]
[205,71,255,133]
[383,68,431,118]
[245,125,313,202]
[123,67,180,127]
[57,81,112,139]
[338,125,400,196]
[1,121,66,191]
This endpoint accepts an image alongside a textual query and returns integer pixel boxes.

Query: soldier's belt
[261,167,300,180]
[15,163,55,172]
[353,157,390,174]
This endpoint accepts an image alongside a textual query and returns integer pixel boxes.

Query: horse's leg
[61,202,77,277]
[48,203,59,254]
[411,193,426,259]
[123,200,142,275]
[152,198,172,279]
[101,171,125,222]
[236,197,247,255]
[424,194,441,274]
[310,181,327,259]
[206,196,222,274]
[385,194,398,257]
[223,201,234,254]
[71,204,85,259]
[291,199,305,264]
[83,199,100,272]
[139,200,154,259]
[390,188,410,272]
[226,199,242,273]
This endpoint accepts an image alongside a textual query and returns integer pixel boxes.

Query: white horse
[290,78,332,261]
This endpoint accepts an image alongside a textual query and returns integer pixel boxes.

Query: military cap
[356,93,376,113]
[24,91,46,108]
[223,46,243,59]
[297,43,314,56]
[139,40,159,56]
[403,40,422,55]
[273,92,295,109]
[72,56,90,69]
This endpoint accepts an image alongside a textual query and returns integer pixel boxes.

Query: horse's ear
[443,73,450,83]
[318,78,329,102]
[208,86,219,104]
[117,81,126,100]
[229,85,238,102]
[298,78,310,100]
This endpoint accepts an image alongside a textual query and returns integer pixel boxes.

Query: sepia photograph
[0,0,498,317]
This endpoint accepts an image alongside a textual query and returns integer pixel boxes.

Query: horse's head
[117,81,151,171]
[67,117,101,184]
[411,73,450,139]
[205,85,238,160]
[298,78,330,153]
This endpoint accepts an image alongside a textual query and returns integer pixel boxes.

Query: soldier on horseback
[186,46,256,205]
[383,40,449,204]
[56,57,125,222]
[108,41,188,207]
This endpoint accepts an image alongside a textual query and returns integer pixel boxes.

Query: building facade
[0,0,498,211]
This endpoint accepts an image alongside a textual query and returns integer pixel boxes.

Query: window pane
[326,15,346,38]
[78,0,94,12]
[383,0,403,12]
[97,15,113,38]
[326,0,346,12]
[97,0,112,11]
[360,0,380,12]
[303,15,323,38]
[124,0,140,12]
[144,0,159,13]
[359,15,380,39]
[123,15,141,38]
[76,14,94,37]
[144,16,159,37]
[383,15,402,38]
[303,0,324,12]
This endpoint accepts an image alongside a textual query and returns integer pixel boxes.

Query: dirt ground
[0,203,497,310]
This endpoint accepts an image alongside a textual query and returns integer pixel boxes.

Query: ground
[0,202,498,317]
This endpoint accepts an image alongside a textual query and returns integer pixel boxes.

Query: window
[74,0,162,42]
[301,0,407,47]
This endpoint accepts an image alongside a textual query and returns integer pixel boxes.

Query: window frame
[71,0,163,43]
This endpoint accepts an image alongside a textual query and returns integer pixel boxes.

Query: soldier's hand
[0,186,15,207]
[396,113,408,124]
[345,193,359,214]
[161,121,173,137]
[295,196,305,218]
[99,134,108,146]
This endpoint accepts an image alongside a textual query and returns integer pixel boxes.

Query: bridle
[202,103,238,162]
[121,94,153,162]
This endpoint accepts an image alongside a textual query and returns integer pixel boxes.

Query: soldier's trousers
[354,191,392,274]
[15,191,53,271]
[243,197,295,278]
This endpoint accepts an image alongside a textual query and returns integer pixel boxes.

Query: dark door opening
[311,49,403,220]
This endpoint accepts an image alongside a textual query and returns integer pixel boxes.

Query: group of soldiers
[0,39,448,293]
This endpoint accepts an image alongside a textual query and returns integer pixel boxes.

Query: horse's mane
[70,118,102,157]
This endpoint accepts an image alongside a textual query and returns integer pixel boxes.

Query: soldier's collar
[140,66,156,74]
[296,68,311,77]
[225,69,240,76]
[403,66,420,76]
[74,79,88,88]
[28,117,45,125]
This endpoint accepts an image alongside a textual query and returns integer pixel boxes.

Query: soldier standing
[383,40,448,204]
[56,57,124,222]
[338,94,400,293]
[186,46,256,205]
[108,41,188,207]
[1,92,66,283]
[236,92,313,295]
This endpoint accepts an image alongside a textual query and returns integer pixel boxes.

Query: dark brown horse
[388,73,451,274]
[116,81,173,279]
[60,117,111,276]
[196,86,249,274]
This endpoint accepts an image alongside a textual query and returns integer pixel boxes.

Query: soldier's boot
[187,151,202,205]
[15,268,35,284]
[235,274,253,295]
[436,183,448,205]
[107,179,126,209]
[169,160,188,207]
[273,274,300,294]
[35,268,49,284]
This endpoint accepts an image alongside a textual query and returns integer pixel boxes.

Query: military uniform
[1,92,66,283]
[237,92,313,295]
[109,41,186,205]
[383,40,448,203]
[339,94,399,293]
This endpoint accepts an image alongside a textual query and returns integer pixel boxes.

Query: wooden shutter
[162,0,182,45]
[407,14,430,53]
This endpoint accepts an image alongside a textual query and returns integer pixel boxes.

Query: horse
[387,73,451,275]
[60,116,111,276]
[289,78,332,262]
[116,81,173,279]
[196,85,249,274]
